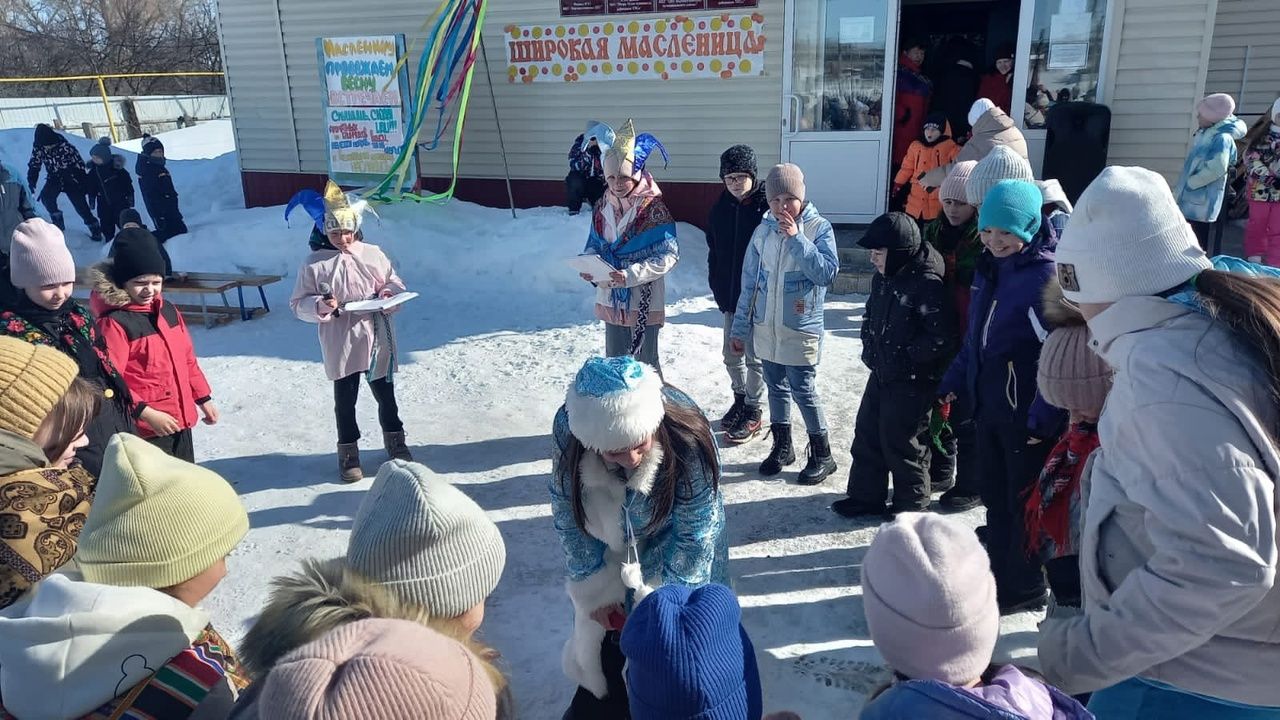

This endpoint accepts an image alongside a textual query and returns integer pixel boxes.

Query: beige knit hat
[243,618,497,720]
[1037,326,1112,416]
[965,145,1034,206]
[0,336,78,440]
[347,460,506,618]
[939,161,978,204]
[766,163,806,203]
[76,434,249,589]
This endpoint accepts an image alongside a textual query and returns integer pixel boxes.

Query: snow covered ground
[17,121,1045,717]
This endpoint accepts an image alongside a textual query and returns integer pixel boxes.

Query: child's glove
[929,401,953,454]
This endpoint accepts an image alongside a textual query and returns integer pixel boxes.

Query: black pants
[846,377,935,511]
[97,202,128,242]
[943,399,981,498]
[1189,219,1226,255]
[152,214,188,243]
[976,418,1050,604]
[930,421,956,490]
[1045,555,1082,608]
[566,171,606,213]
[147,428,194,463]
[334,372,403,444]
[80,395,135,478]
[39,182,98,231]
[563,631,631,720]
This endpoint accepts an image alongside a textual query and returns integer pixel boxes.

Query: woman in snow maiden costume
[550,355,727,719]
[1039,166,1280,718]
[580,120,678,374]
[730,163,840,485]
[289,181,411,483]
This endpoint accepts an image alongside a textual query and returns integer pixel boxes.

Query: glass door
[781,0,897,223]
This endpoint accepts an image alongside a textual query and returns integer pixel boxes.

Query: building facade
[215,0,1276,225]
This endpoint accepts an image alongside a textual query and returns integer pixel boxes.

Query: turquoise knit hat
[978,180,1043,243]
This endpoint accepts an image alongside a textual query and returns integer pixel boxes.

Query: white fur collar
[577,442,664,552]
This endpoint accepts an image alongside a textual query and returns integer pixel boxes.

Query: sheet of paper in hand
[565,254,617,282]
[343,292,420,314]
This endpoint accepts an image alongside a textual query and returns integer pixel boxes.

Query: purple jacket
[861,666,1094,720]
[939,217,1066,438]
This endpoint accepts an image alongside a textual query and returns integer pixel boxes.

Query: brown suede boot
[337,442,363,483]
[383,431,412,462]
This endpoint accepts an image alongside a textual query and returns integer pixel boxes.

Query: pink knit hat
[9,219,74,289]
[244,618,497,719]
[939,160,978,204]
[1197,93,1236,125]
[862,512,999,685]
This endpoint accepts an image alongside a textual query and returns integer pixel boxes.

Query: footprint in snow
[792,655,891,695]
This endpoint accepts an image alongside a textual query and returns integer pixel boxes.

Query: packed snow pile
[5,123,1045,717]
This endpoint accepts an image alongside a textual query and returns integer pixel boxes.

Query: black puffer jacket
[27,125,87,194]
[706,185,767,313]
[860,241,956,383]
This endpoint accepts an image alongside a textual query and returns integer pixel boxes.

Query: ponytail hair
[1241,112,1274,154]
[1195,269,1280,437]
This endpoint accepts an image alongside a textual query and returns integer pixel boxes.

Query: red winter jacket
[89,264,212,438]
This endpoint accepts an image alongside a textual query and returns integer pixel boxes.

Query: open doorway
[890,0,1021,207]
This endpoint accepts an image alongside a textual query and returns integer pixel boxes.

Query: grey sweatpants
[722,312,764,406]
[604,322,661,375]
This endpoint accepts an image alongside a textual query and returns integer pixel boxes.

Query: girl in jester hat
[287,181,411,483]
[579,119,678,375]
[550,355,727,719]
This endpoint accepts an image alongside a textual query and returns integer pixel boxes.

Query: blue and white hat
[566,356,665,453]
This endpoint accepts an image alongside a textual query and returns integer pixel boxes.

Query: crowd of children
[4,93,1280,719]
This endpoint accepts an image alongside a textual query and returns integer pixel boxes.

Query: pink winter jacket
[290,242,407,382]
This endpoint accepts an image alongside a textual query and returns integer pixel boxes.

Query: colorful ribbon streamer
[363,0,489,203]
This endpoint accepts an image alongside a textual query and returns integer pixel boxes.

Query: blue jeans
[1090,678,1280,719]
[761,360,827,434]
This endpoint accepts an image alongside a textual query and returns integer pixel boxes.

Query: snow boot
[719,393,745,430]
[87,221,103,242]
[337,442,363,483]
[798,432,837,485]
[940,487,982,511]
[49,211,65,231]
[831,497,889,519]
[758,424,795,477]
[726,405,763,443]
[383,431,412,461]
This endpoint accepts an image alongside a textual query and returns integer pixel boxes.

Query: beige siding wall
[1105,0,1219,182]
[1206,0,1280,119]
[217,0,785,184]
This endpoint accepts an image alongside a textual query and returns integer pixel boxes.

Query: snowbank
[115,119,237,160]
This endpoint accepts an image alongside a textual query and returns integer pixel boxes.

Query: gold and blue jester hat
[285,180,376,234]
[603,119,669,178]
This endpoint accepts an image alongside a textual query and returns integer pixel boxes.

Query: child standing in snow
[91,231,217,463]
[289,181,411,483]
[0,164,36,255]
[922,161,983,511]
[938,179,1065,615]
[0,434,250,719]
[567,121,613,215]
[84,139,135,243]
[27,123,101,241]
[0,219,135,477]
[580,119,677,374]
[1174,93,1247,251]
[835,213,954,518]
[551,355,726,719]
[135,134,188,242]
[1242,97,1280,265]
[1024,282,1110,611]
[707,144,768,443]
[859,512,1092,719]
[730,163,840,485]
[893,112,960,224]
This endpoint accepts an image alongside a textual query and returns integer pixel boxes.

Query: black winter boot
[798,432,838,485]
[88,221,103,242]
[758,424,795,477]
[719,393,745,430]
[726,405,763,443]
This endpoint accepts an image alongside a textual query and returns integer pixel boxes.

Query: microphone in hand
[319,282,341,317]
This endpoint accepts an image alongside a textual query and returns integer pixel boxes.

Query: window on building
[791,0,889,132]
[1024,0,1108,129]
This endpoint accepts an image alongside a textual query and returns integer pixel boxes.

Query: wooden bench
[75,271,283,329]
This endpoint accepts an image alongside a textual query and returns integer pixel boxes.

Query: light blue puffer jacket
[1174,116,1247,222]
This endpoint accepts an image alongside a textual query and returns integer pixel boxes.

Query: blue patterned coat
[1174,116,1247,222]
[549,386,727,696]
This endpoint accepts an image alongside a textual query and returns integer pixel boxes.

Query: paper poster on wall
[505,13,766,82]
[316,35,416,188]
[1049,42,1088,69]
[838,16,875,44]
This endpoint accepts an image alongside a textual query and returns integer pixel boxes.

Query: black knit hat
[109,227,168,285]
[118,208,144,228]
[858,212,921,251]
[141,134,164,156]
[33,124,58,147]
[719,145,758,180]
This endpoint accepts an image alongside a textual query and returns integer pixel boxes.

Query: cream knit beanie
[965,146,1034,206]
[347,460,506,618]
[0,336,78,440]
[77,434,249,589]
[862,512,999,685]
[939,161,978,204]
[1056,166,1211,303]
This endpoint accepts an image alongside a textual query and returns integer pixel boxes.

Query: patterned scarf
[0,464,95,609]
[585,174,677,312]
[1024,422,1099,560]
[0,301,130,403]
